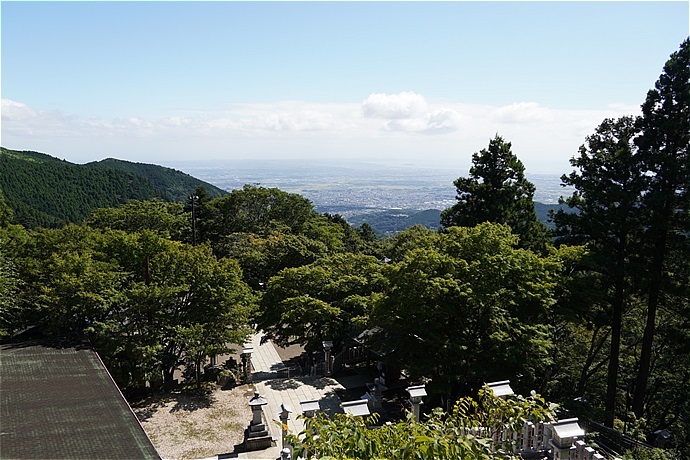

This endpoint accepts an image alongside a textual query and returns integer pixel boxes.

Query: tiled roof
[1,339,160,459]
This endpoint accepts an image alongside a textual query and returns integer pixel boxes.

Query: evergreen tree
[553,116,645,427]
[441,135,548,252]
[185,186,209,245]
[632,38,690,419]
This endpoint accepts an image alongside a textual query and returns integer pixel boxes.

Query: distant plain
[170,160,571,217]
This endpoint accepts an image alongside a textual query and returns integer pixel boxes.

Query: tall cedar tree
[185,186,209,246]
[441,135,548,252]
[632,38,690,419]
[553,116,644,427]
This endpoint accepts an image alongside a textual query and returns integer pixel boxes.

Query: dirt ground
[133,384,254,460]
[133,341,304,460]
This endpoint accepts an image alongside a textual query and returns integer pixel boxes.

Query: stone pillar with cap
[548,418,585,460]
[322,341,333,376]
[300,400,320,419]
[406,384,427,422]
[342,399,370,417]
[278,402,292,451]
[486,380,514,399]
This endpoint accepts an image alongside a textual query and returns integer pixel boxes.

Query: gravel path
[132,341,305,460]
[133,385,253,460]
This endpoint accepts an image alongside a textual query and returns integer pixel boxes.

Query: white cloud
[361,92,428,119]
[201,102,362,135]
[385,109,462,134]
[0,97,642,173]
[491,102,554,124]
[1,99,38,120]
[247,110,338,132]
[424,109,463,134]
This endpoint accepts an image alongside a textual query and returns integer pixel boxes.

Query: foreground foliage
[288,387,554,460]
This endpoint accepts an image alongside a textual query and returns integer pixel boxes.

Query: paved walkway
[208,333,369,460]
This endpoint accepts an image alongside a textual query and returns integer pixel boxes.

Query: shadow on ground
[169,390,216,412]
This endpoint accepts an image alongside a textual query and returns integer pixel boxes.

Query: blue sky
[2,1,689,174]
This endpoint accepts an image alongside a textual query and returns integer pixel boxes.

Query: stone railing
[461,417,619,460]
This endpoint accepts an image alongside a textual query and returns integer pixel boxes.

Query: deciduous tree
[203,185,317,243]
[258,253,386,352]
[372,223,558,400]
[86,199,187,240]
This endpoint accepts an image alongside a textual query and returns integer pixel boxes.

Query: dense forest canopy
[1,38,688,459]
[0,148,226,228]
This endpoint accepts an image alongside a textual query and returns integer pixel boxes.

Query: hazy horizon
[164,157,572,207]
[3,1,688,174]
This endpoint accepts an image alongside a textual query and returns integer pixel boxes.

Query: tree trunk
[633,245,665,417]
[196,358,202,389]
[604,274,624,427]
[163,368,176,391]
[577,325,609,396]
[633,194,670,418]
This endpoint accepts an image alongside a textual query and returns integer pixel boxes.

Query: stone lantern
[243,391,272,451]
[322,341,333,376]
[406,384,427,422]
[654,429,671,448]
[366,377,384,411]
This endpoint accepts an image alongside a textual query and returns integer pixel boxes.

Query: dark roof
[1,339,160,460]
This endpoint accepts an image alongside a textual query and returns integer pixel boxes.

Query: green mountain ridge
[0,147,227,228]
[86,158,226,201]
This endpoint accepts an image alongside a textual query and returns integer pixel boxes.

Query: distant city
[170,160,573,220]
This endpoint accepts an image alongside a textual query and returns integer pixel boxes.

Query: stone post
[300,400,320,419]
[406,384,427,422]
[278,403,292,451]
[322,341,333,376]
[242,346,254,383]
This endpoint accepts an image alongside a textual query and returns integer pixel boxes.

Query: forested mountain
[0,148,226,228]
[87,158,226,201]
